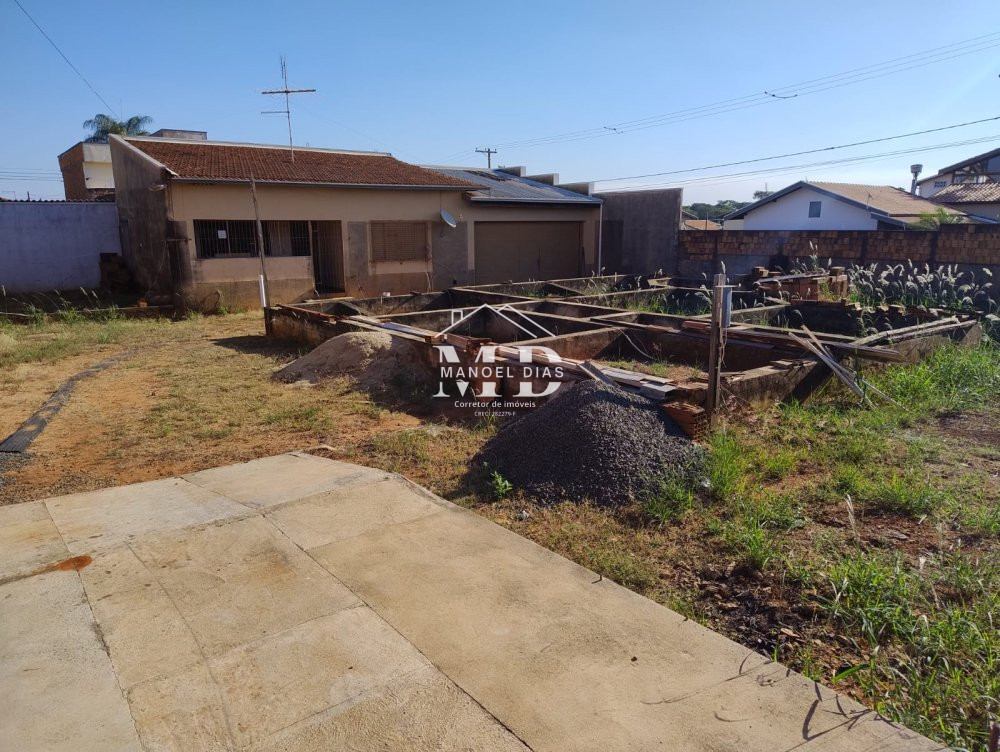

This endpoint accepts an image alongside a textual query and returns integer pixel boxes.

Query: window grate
[195,219,311,258]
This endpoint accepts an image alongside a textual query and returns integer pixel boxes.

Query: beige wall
[166,181,599,306]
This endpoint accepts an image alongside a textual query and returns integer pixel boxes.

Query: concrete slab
[309,504,935,751]
[129,515,360,656]
[79,546,203,688]
[126,661,234,752]
[183,452,387,509]
[0,500,68,582]
[0,453,939,751]
[210,607,430,748]
[266,477,442,549]
[0,571,141,752]
[45,477,250,554]
[250,665,529,752]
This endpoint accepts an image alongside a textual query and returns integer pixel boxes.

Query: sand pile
[274,331,432,391]
[476,380,704,506]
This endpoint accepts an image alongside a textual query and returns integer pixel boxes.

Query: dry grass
[0,313,485,503]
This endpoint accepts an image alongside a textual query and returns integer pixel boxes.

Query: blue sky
[2,0,998,202]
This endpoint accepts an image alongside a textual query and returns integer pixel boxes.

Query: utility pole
[262,56,316,162]
[248,173,275,336]
[475,148,497,168]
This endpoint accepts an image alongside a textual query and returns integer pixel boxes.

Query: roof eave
[170,177,474,190]
[465,196,602,206]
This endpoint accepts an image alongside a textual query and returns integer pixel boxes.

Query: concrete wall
[0,202,120,292]
[740,187,878,231]
[676,225,1000,281]
[595,189,682,274]
[110,137,173,297]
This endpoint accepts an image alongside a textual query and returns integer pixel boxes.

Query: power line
[594,114,1000,183]
[491,32,1000,150]
[606,134,1000,191]
[500,34,1000,148]
[11,0,116,113]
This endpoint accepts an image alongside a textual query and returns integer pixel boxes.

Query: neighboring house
[58,129,206,201]
[58,143,114,200]
[723,181,980,230]
[110,136,602,309]
[917,147,1000,222]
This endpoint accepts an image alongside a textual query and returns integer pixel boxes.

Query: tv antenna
[262,56,316,162]
[475,147,497,168]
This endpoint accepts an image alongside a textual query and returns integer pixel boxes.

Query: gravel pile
[476,380,704,506]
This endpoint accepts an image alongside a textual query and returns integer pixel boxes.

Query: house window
[194,220,258,258]
[934,180,947,188]
[195,219,312,258]
[369,221,428,262]
[808,201,822,218]
[290,221,310,255]
[262,220,311,257]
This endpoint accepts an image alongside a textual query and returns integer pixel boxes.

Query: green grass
[490,470,514,500]
[819,550,1000,750]
[643,474,696,523]
[695,341,1000,749]
[869,341,1000,415]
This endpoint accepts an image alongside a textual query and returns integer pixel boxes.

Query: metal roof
[425,167,601,205]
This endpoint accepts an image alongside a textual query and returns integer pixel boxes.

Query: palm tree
[83,114,153,143]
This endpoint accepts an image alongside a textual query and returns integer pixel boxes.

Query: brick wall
[677,225,1000,278]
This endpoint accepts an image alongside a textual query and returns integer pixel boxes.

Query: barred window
[195,219,311,258]
[370,221,428,263]
[194,220,258,258]
[289,221,310,255]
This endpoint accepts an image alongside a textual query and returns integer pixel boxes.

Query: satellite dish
[440,209,457,228]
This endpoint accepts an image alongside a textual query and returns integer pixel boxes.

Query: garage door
[474,222,582,284]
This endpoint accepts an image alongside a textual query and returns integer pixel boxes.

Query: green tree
[684,199,751,221]
[912,208,964,229]
[752,190,774,200]
[83,114,153,143]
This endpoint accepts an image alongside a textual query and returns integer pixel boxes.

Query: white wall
[917,173,954,198]
[0,202,120,292]
[742,187,878,230]
[82,161,115,191]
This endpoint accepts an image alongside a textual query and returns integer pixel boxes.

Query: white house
[724,181,979,230]
[916,146,1000,222]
